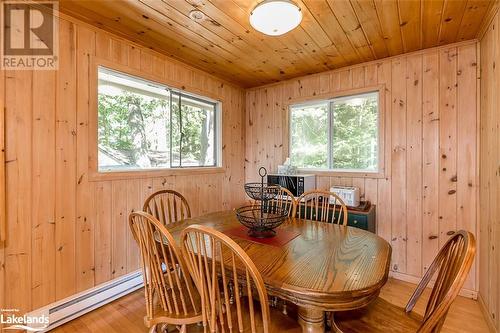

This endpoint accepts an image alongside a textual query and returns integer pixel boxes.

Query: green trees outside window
[97,67,218,172]
[290,103,328,168]
[290,92,378,172]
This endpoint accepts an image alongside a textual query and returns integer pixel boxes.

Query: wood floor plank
[49,278,490,333]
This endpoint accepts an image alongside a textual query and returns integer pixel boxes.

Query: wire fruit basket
[244,182,281,201]
[236,167,288,238]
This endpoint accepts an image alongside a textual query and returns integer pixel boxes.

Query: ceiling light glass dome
[250,0,302,36]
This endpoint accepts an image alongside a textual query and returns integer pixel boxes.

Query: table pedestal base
[298,306,325,333]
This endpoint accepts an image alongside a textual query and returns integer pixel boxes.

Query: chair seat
[144,283,203,327]
[333,297,423,333]
[187,298,302,333]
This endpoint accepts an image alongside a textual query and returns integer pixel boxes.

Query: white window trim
[97,65,222,173]
[89,57,225,182]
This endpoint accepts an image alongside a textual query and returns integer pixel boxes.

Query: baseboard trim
[26,270,143,332]
[389,271,478,299]
[478,293,498,333]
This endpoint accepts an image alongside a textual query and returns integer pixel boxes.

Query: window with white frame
[289,91,379,172]
[97,66,220,172]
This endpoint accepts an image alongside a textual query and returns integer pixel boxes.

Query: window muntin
[97,66,219,172]
[290,91,379,172]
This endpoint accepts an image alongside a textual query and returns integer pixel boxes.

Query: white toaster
[330,186,360,207]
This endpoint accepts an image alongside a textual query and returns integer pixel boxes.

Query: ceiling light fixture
[250,0,302,36]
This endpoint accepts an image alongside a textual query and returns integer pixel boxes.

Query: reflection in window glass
[97,67,218,172]
[290,103,328,169]
[289,92,379,172]
[179,95,216,167]
[332,93,378,171]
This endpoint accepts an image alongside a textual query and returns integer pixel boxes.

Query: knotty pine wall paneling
[479,10,500,332]
[0,14,246,314]
[0,65,5,327]
[245,41,479,294]
[5,70,33,313]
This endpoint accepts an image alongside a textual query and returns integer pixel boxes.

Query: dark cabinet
[346,205,376,233]
[295,201,376,233]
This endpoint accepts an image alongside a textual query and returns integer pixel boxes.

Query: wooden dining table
[167,210,392,333]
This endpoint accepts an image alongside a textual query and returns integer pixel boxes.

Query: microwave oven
[267,174,316,197]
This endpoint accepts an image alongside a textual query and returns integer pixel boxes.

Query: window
[97,66,219,172]
[290,91,379,172]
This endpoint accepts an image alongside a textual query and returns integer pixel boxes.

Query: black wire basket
[236,167,288,238]
[236,205,288,238]
[244,183,280,201]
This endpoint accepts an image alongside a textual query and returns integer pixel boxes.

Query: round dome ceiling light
[250,0,302,36]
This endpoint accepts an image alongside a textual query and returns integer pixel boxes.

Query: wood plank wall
[479,10,500,332]
[0,15,246,314]
[245,41,479,293]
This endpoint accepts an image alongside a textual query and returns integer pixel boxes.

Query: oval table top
[167,210,392,313]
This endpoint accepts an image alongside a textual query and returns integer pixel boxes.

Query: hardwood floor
[50,278,491,333]
[378,279,491,333]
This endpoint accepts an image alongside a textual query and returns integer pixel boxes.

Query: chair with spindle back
[268,186,296,217]
[332,230,476,333]
[253,186,296,217]
[129,211,202,333]
[180,225,302,333]
[143,189,191,226]
[294,190,348,226]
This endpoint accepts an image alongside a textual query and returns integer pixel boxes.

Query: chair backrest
[129,211,200,321]
[143,189,191,226]
[180,225,271,333]
[405,230,476,333]
[294,190,348,225]
[269,186,296,217]
[253,186,296,217]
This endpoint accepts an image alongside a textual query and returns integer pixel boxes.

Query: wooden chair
[268,186,296,217]
[143,189,191,226]
[253,186,296,217]
[332,230,476,333]
[294,190,348,226]
[129,211,202,333]
[180,225,302,333]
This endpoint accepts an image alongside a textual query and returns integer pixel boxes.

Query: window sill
[297,168,386,179]
[88,166,225,182]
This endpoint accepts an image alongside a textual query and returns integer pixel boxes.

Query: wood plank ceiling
[59,0,494,87]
